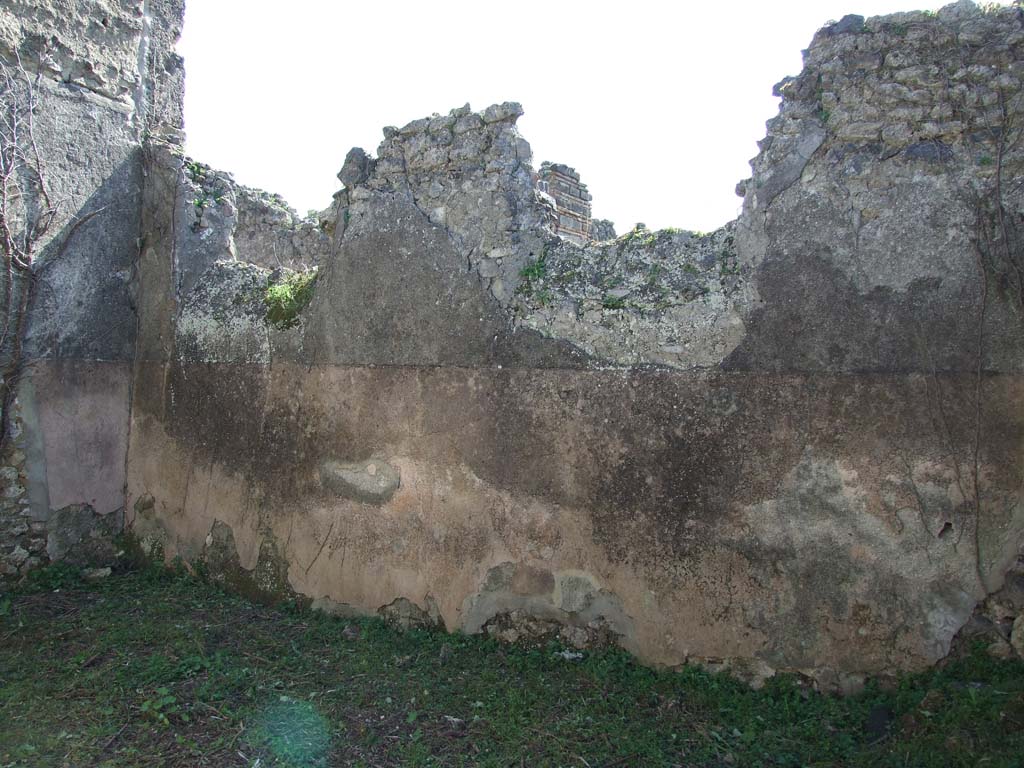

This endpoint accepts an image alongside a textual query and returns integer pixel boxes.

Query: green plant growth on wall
[619,225,657,249]
[519,251,547,283]
[516,250,553,306]
[184,159,228,234]
[264,269,318,330]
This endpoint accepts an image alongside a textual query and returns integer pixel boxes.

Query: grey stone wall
[0,0,184,580]
[522,1,1024,376]
[589,218,616,242]
[336,102,553,307]
[518,223,743,368]
[732,0,1024,373]
[0,398,43,577]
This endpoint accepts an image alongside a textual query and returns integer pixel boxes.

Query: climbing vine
[0,54,58,452]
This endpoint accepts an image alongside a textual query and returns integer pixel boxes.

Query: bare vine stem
[0,51,63,450]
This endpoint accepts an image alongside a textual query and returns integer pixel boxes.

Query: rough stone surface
[379,597,443,630]
[589,218,617,242]
[47,504,123,566]
[320,459,401,505]
[483,610,620,650]
[201,519,296,605]
[339,101,553,308]
[338,147,374,189]
[0,391,39,577]
[519,223,745,368]
[176,260,273,364]
[2,0,186,362]
[1,1,144,106]
[731,1,1024,373]
[231,178,330,271]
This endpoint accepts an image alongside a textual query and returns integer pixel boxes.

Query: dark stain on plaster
[722,245,1010,374]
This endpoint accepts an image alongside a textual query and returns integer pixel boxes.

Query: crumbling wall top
[334,101,552,306]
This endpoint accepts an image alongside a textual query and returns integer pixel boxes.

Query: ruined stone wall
[77,0,1024,686]
[332,102,552,307]
[732,2,1024,374]
[0,0,184,578]
[125,1,1024,685]
[589,218,616,242]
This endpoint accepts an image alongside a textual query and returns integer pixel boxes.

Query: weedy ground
[0,566,1022,767]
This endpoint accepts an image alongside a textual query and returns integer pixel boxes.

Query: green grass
[1,568,1022,767]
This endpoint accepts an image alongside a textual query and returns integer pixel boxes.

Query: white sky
[177,0,960,233]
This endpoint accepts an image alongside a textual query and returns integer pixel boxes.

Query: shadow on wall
[2,155,144,579]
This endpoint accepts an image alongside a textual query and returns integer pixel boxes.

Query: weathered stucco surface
[126,353,1024,684]
[0,0,184,577]
[4,0,1024,687]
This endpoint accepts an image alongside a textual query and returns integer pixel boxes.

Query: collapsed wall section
[333,102,553,309]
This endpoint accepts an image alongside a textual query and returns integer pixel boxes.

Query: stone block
[320,459,400,504]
